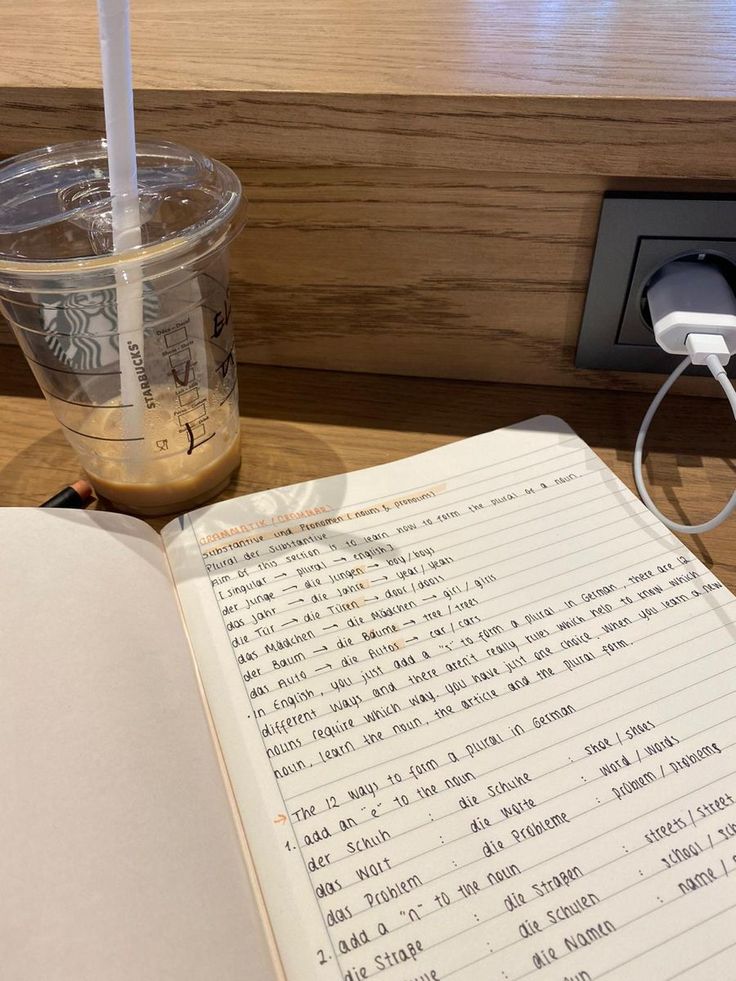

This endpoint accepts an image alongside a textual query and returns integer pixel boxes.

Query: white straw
[97,0,145,457]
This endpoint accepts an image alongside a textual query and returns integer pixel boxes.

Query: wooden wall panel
[0,90,734,181]
[225,168,597,386]
[0,1,735,391]
[224,168,734,392]
[2,167,734,393]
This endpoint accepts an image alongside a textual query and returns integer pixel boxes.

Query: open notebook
[3,416,735,981]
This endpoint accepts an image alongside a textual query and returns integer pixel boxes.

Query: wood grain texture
[2,167,734,393]
[0,2,734,391]
[0,0,734,99]
[0,90,735,179]
[1,344,735,589]
[224,168,736,392]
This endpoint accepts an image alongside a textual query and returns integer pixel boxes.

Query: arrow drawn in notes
[368,563,381,569]
[406,636,419,643]
[314,645,328,653]
[315,663,332,672]
[403,619,416,626]
[281,618,299,628]
[288,598,305,605]
[274,814,287,825]
[323,623,339,631]
[274,572,288,579]
[371,576,388,583]
[333,556,348,563]
[282,584,299,592]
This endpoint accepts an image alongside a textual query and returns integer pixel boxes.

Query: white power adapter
[634,257,736,534]
[648,259,736,359]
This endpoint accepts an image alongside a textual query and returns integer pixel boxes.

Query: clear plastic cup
[0,140,245,515]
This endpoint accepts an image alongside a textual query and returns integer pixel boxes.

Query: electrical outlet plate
[576,195,736,376]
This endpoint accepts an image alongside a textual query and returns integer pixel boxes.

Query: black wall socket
[576,195,736,377]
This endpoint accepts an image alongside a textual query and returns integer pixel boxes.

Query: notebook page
[0,508,278,981]
[164,416,736,981]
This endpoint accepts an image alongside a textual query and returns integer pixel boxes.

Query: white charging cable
[633,259,736,535]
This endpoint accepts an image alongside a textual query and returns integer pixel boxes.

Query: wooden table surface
[2,343,735,591]
[0,1,733,182]
[1,0,734,99]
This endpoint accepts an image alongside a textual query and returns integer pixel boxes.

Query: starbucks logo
[43,285,159,370]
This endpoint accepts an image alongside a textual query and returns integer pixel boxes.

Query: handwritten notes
[164,416,736,981]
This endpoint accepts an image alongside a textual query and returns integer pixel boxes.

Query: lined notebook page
[164,416,736,981]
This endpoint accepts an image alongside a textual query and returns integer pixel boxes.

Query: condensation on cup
[0,140,246,515]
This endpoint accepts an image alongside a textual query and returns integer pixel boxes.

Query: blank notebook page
[0,509,277,981]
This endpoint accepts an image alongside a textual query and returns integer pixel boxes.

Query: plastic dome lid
[0,140,244,284]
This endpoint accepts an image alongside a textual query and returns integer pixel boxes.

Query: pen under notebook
[40,479,95,509]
